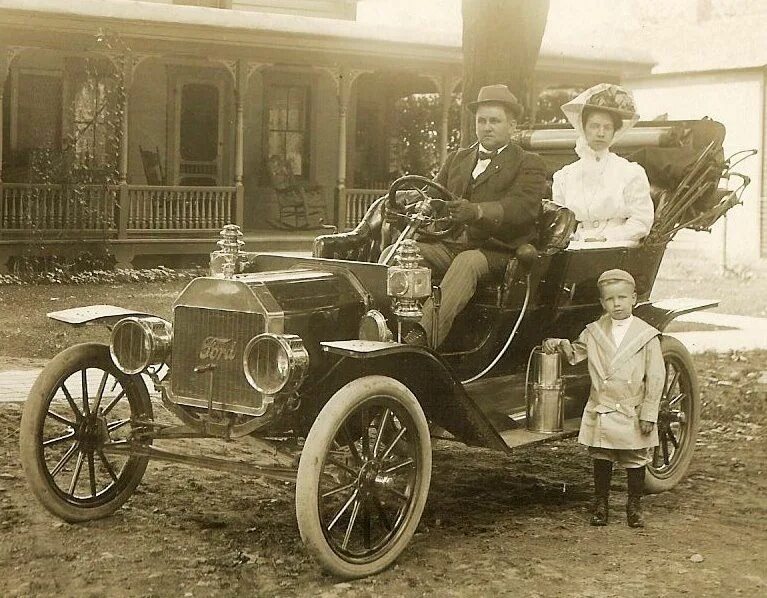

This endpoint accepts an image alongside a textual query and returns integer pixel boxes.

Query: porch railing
[0,183,236,237]
[344,188,386,229]
[126,185,234,233]
[0,183,118,233]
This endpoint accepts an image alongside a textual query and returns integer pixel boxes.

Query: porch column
[0,50,7,249]
[322,67,368,230]
[426,74,460,166]
[234,59,245,227]
[223,60,268,229]
[526,74,540,126]
[117,55,135,239]
[438,75,461,166]
[0,51,9,184]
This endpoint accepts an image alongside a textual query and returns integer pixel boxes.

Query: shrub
[0,266,203,286]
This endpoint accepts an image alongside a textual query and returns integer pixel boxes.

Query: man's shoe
[590,496,609,526]
[403,325,428,347]
[626,495,645,528]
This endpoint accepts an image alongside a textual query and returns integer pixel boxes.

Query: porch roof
[0,0,654,77]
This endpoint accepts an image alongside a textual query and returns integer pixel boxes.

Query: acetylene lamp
[387,239,431,321]
[210,224,244,279]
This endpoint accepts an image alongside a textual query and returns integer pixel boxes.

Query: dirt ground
[1,350,765,598]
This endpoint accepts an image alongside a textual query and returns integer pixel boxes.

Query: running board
[500,417,580,450]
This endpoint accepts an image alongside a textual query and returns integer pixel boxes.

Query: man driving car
[396,84,547,348]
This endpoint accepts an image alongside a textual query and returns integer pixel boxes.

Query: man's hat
[597,269,636,288]
[467,84,523,119]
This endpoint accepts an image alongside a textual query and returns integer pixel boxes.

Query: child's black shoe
[626,496,645,527]
[626,466,646,527]
[590,496,609,526]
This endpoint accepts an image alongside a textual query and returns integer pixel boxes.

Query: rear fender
[634,298,719,331]
[318,341,507,451]
[47,305,159,328]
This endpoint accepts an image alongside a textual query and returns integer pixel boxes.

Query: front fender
[320,341,507,451]
[47,304,159,328]
[634,298,719,331]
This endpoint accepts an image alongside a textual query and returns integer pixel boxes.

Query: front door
[176,81,222,186]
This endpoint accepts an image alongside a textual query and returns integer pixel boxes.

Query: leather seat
[314,197,576,309]
[536,200,577,254]
[312,196,387,262]
[312,198,576,262]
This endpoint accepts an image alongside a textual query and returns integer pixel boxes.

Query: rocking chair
[140,145,166,186]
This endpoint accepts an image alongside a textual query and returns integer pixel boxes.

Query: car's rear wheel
[19,343,153,522]
[296,375,431,578]
[645,336,700,494]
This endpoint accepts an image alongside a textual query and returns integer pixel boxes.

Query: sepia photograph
[0,0,765,596]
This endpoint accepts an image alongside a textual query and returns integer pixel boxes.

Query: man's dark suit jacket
[433,142,547,272]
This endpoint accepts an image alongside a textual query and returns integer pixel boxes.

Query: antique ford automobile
[19,118,753,579]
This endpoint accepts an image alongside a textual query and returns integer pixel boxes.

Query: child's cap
[597,268,635,288]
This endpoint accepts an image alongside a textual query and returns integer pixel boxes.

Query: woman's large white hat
[561,83,640,143]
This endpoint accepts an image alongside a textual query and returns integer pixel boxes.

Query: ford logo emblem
[198,336,237,362]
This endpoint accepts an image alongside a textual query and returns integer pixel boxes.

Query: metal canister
[526,349,565,433]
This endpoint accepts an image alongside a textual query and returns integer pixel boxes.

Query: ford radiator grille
[171,307,264,411]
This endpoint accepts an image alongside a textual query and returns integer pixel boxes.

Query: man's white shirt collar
[472,144,508,178]
[477,143,509,158]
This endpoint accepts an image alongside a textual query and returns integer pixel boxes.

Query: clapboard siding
[231,0,356,19]
[762,68,767,257]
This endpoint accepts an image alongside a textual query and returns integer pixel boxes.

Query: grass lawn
[0,252,764,360]
[0,280,186,359]
[652,251,767,317]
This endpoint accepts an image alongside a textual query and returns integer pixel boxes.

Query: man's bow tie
[477,149,498,161]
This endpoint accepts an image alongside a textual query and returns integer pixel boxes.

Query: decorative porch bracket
[318,66,371,230]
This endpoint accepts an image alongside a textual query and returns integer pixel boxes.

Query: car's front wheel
[645,336,700,494]
[296,375,432,578]
[19,343,153,522]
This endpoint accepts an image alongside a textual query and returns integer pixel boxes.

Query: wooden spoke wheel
[645,336,700,494]
[20,343,153,522]
[296,376,431,578]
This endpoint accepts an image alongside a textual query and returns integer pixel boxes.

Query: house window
[267,85,309,178]
[73,76,117,169]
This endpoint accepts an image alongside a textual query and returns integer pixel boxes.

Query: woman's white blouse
[552,152,654,243]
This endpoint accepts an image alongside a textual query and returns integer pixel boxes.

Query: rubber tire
[296,375,432,579]
[20,343,153,522]
[644,335,700,494]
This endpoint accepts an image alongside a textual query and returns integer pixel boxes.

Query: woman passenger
[552,84,654,246]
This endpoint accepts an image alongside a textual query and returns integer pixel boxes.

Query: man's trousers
[416,242,489,348]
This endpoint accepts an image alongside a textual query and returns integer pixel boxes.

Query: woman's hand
[639,420,655,434]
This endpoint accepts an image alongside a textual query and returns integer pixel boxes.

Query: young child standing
[543,269,665,527]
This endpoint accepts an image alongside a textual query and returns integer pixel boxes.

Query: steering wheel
[386,175,462,240]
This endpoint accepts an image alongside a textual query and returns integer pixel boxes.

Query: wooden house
[0,0,653,270]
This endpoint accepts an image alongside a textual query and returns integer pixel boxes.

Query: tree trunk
[460,0,550,145]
